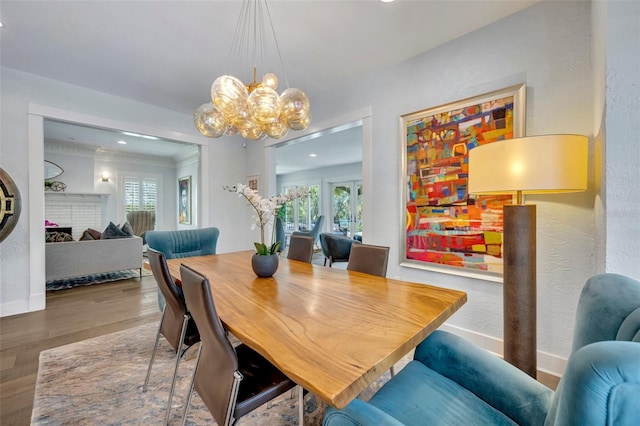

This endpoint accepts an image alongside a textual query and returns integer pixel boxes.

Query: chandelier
[194,0,311,141]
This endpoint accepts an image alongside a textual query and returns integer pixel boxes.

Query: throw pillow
[46,231,73,242]
[86,228,102,240]
[101,222,128,239]
[120,221,135,237]
[79,230,96,241]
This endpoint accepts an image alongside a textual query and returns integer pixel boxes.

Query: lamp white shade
[468,134,588,195]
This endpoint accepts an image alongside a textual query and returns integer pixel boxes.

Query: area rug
[32,323,407,425]
[46,268,149,291]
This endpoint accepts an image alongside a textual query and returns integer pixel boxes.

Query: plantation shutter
[141,179,157,211]
[124,177,157,213]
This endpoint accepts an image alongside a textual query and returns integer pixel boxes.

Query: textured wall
[0,68,246,316]
[299,1,595,365]
[603,1,640,279]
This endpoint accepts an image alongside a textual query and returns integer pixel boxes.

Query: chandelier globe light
[194,0,311,141]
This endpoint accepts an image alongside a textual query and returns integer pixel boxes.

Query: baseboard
[0,293,45,318]
[0,300,30,317]
[439,323,567,377]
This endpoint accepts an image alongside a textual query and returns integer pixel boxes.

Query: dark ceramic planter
[251,253,279,278]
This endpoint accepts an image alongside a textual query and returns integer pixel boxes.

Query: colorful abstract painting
[401,84,526,278]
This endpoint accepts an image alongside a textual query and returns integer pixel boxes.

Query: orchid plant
[224,184,309,255]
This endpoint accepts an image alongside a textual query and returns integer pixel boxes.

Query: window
[281,184,319,232]
[123,176,158,215]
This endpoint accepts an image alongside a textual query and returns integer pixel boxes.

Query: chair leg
[298,385,304,425]
[143,307,166,391]
[165,314,190,426]
[390,365,396,378]
[181,345,202,426]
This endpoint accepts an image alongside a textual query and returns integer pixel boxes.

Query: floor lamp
[468,134,588,378]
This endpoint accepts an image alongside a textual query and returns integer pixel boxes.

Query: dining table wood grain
[164,250,467,409]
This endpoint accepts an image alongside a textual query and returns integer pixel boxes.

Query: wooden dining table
[164,250,467,410]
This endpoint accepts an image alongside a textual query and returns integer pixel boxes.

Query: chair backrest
[275,217,286,252]
[545,273,640,425]
[347,243,390,277]
[309,215,325,241]
[571,273,640,352]
[147,248,187,351]
[287,235,314,263]
[320,232,360,263]
[180,264,239,426]
[146,227,219,259]
[126,210,156,236]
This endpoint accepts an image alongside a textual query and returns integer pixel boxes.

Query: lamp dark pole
[503,194,537,377]
[468,134,588,378]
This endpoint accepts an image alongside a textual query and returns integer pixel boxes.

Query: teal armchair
[319,232,360,266]
[324,273,640,426]
[146,227,219,311]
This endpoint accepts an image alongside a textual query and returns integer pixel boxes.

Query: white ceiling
[1,0,537,172]
[44,119,200,161]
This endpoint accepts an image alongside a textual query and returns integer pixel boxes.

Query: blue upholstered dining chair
[323,273,640,426]
[146,227,219,311]
[292,215,324,248]
[275,216,286,253]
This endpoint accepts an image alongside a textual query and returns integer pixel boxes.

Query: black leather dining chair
[143,248,200,425]
[347,243,390,277]
[346,243,393,376]
[179,264,300,426]
[287,234,314,263]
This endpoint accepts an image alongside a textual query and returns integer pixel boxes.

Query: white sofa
[45,236,143,282]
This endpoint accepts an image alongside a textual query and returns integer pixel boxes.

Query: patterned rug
[32,323,409,425]
[46,268,150,291]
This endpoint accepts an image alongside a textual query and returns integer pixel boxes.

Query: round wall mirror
[44,160,64,180]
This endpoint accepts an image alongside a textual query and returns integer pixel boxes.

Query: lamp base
[503,204,537,378]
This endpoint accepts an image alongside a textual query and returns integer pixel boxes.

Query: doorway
[28,104,209,312]
[330,180,362,238]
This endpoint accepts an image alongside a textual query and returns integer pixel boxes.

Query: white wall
[44,148,95,193]
[271,1,594,371]
[600,1,640,278]
[45,143,181,231]
[94,152,177,230]
[0,67,247,317]
[1,0,635,375]
[176,154,199,230]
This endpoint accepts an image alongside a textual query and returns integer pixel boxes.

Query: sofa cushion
[368,361,516,426]
[101,222,129,239]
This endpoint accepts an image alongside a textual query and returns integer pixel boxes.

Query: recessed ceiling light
[121,131,159,140]
[309,153,317,157]
[380,0,395,3]
[117,140,128,145]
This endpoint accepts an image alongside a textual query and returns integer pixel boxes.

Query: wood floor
[0,275,560,425]
[0,276,160,425]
